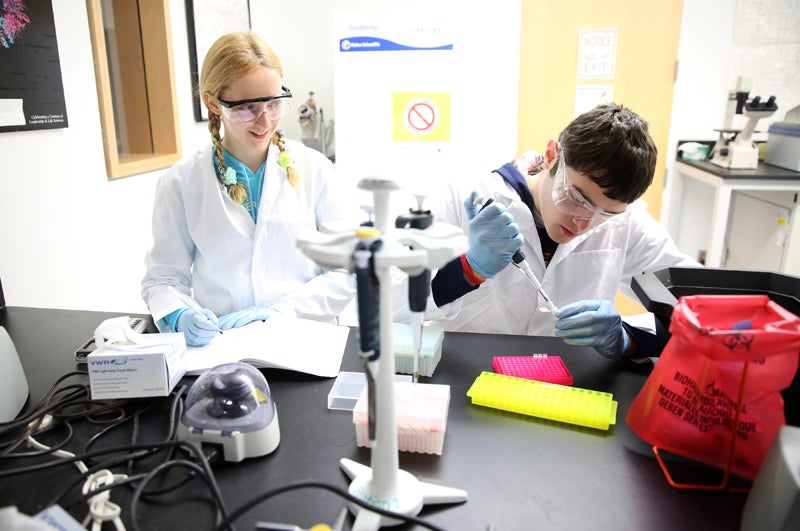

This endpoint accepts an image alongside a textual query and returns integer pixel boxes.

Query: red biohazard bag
[626,295,800,485]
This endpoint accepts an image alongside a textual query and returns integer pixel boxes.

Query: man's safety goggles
[551,146,629,228]
[218,87,292,124]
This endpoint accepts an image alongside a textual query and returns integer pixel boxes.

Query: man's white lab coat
[426,172,700,336]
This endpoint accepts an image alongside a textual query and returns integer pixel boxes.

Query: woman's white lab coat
[426,172,700,336]
[141,140,358,330]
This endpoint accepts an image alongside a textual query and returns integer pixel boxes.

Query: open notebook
[184,316,350,378]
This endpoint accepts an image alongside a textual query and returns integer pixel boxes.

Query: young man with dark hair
[426,103,699,359]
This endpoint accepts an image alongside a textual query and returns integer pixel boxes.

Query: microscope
[297,177,468,529]
[711,77,778,169]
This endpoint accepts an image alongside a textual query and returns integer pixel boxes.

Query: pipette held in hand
[473,194,557,312]
[512,253,557,312]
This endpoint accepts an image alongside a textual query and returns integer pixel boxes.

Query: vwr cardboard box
[87,332,187,400]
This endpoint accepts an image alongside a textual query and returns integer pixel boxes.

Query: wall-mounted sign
[574,85,614,117]
[577,29,617,79]
[393,92,450,142]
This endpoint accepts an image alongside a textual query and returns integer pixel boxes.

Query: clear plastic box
[328,371,411,411]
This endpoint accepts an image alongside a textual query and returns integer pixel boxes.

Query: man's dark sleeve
[622,318,671,358]
[432,257,480,307]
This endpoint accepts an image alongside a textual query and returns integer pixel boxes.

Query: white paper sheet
[0,99,25,127]
[184,316,350,377]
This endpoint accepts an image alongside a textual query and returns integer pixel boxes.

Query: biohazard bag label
[626,295,800,480]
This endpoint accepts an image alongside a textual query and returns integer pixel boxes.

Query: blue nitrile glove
[175,307,220,347]
[218,306,277,330]
[554,300,630,359]
[463,192,524,279]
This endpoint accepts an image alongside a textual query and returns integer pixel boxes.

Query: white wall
[0,0,209,312]
[0,0,797,312]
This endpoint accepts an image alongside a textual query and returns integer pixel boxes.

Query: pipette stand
[297,177,468,529]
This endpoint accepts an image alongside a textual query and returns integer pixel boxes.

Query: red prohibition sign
[404,99,438,135]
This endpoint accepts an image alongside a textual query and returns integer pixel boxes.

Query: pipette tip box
[492,355,573,385]
[467,371,617,431]
[392,322,444,377]
[353,381,450,455]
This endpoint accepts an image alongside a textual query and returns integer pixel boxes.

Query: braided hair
[207,114,247,203]
[275,129,299,188]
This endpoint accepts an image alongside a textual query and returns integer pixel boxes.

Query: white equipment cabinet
[665,159,800,275]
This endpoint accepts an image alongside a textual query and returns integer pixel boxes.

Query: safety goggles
[218,87,292,124]
[551,146,629,228]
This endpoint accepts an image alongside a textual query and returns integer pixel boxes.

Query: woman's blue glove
[554,300,630,359]
[175,307,220,347]
[463,192,523,278]
[218,306,277,330]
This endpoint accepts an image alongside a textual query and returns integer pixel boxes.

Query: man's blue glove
[218,306,277,330]
[175,307,220,347]
[463,192,523,279]
[554,300,630,359]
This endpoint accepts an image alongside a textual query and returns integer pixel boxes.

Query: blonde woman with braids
[141,31,358,346]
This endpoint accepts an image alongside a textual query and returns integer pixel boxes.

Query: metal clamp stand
[297,177,468,529]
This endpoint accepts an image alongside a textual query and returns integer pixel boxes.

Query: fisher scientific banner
[334,10,456,188]
[0,0,69,133]
[333,5,521,194]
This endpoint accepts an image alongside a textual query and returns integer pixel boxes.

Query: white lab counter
[665,159,800,275]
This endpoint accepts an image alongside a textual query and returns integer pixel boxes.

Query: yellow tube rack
[467,371,617,430]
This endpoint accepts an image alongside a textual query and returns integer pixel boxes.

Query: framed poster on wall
[185,0,251,122]
[0,0,68,133]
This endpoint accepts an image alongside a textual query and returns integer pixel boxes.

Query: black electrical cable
[0,420,74,459]
[80,385,182,464]
[213,480,448,531]
[0,369,132,456]
[59,471,150,510]
[47,448,159,508]
[59,399,129,425]
[125,389,196,497]
[0,373,228,529]
[41,440,228,525]
[0,386,88,454]
[81,398,158,462]
[130,458,233,531]
[0,385,84,432]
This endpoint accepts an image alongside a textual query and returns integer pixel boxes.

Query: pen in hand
[184,299,223,335]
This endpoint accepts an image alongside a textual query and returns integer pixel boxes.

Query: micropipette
[511,253,557,312]
[473,196,557,313]
[408,271,430,384]
[353,233,382,441]
[398,194,434,385]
